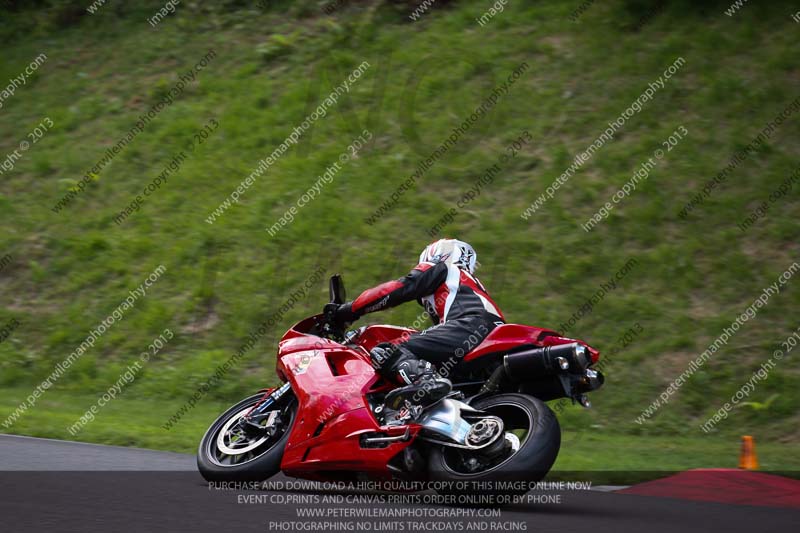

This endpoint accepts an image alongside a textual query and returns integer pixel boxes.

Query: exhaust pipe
[479,342,594,396]
[578,368,604,393]
[504,342,591,377]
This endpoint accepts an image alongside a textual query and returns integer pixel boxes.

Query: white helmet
[419,239,477,274]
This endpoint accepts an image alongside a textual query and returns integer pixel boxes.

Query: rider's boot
[383,359,452,411]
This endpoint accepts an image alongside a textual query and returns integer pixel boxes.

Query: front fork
[239,382,293,437]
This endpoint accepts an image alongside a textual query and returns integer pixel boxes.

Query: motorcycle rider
[327,239,505,410]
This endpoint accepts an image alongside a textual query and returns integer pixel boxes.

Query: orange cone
[738,435,759,470]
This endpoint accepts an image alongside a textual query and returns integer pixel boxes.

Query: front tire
[427,394,560,491]
[197,392,296,482]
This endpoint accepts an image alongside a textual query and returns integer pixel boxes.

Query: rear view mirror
[329,274,346,304]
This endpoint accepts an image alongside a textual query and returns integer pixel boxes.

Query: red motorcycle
[198,275,603,490]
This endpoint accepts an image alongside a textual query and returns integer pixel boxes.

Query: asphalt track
[0,434,797,533]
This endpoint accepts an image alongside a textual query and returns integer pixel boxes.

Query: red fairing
[276,338,419,478]
[463,324,558,362]
[275,316,343,381]
[463,324,599,363]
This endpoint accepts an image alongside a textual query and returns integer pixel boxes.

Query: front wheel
[197,392,296,482]
[427,394,560,492]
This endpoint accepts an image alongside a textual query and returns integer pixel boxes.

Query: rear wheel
[427,394,560,494]
[197,392,296,482]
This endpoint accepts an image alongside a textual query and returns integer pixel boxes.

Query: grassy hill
[0,0,798,471]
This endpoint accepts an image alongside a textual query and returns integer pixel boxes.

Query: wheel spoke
[441,401,534,475]
[205,400,293,468]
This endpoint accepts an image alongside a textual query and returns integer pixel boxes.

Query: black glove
[323,302,360,325]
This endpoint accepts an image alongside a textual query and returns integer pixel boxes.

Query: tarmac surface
[0,434,797,533]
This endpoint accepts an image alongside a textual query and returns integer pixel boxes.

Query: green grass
[0,0,798,473]
[0,386,227,452]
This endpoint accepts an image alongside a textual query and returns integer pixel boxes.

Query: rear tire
[427,394,560,493]
[197,393,295,482]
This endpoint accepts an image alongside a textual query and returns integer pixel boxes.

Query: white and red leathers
[343,240,505,380]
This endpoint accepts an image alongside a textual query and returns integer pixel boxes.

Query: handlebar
[321,303,348,342]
